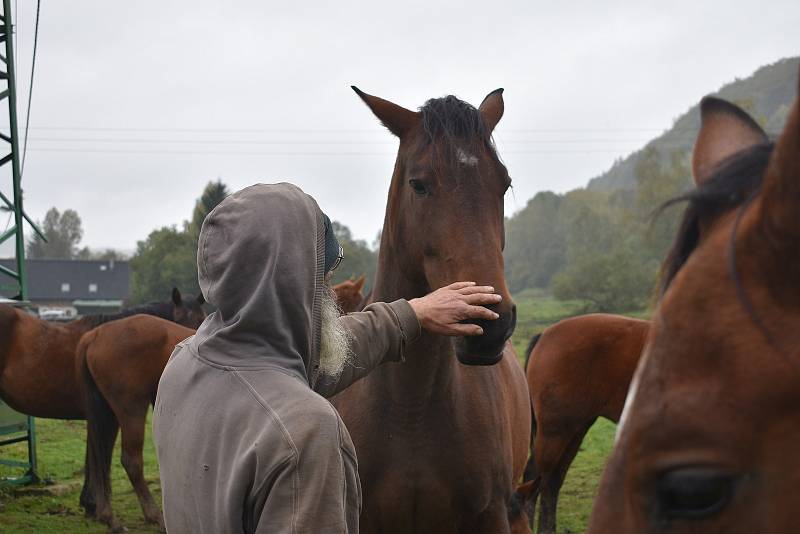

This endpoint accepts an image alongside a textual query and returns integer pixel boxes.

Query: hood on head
[190,183,327,382]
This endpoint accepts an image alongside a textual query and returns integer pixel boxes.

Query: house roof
[0,259,131,301]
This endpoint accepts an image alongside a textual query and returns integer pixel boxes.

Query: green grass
[508,291,647,533]
[0,294,645,533]
[0,416,161,533]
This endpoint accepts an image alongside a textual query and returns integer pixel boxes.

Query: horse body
[339,336,529,533]
[0,307,91,418]
[81,314,196,530]
[332,87,530,533]
[522,313,649,533]
[0,289,204,420]
[588,78,800,532]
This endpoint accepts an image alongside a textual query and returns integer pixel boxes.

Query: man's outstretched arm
[312,282,502,397]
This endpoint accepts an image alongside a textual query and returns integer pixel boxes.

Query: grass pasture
[0,294,641,533]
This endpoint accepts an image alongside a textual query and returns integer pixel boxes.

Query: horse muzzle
[454,304,516,366]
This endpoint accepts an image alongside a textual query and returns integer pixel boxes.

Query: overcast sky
[1,0,798,255]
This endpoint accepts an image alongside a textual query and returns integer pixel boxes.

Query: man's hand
[408,282,502,337]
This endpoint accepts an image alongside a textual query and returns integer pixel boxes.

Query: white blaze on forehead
[456,148,478,166]
[616,341,651,444]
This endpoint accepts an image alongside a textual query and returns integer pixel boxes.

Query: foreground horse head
[353,87,515,364]
[588,77,800,532]
[333,275,367,313]
[170,287,206,329]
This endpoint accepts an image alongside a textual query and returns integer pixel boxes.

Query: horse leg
[521,454,541,529]
[80,430,96,517]
[465,500,512,534]
[537,421,594,534]
[118,409,164,529]
[83,360,122,531]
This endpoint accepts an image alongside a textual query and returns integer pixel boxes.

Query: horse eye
[655,468,737,520]
[408,179,428,196]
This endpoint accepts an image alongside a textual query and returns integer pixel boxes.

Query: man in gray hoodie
[153,183,503,533]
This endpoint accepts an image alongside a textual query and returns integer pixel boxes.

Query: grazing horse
[521,314,650,534]
[588,79,800,532]
[332,88,531,533]
[334,274,367,313]
[80,315,195,531]
[0,287,204,420]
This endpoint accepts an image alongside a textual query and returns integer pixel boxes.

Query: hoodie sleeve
[312,299,421,398]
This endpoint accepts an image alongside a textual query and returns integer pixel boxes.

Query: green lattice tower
[0,0,44,485]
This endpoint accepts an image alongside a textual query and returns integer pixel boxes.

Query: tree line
[26,180,378,304]
[504,146,691,312]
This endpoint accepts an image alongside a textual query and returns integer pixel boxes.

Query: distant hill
[586,56,799,191]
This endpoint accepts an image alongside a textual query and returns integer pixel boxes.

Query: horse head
[354,87,514,365]
[171,287,207,329]
[333,275,367,314]
[589,72,800,532]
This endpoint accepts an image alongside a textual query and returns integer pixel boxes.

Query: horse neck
[370,244,457,403]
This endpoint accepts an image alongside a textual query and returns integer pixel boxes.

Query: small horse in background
[332,87,530,533]
[333,274,367,313]
[80,315,196,530]
[589,81,800,532]
[522,314,650,534]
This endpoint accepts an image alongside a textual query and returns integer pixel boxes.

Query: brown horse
[333,274,367,313]
[521,314,650,533]
[331,88,531,533]
[80,314,196,531]
[588,79,800,532]
[0,287,204,419]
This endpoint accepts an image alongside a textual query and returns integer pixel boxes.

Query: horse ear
[352,86,420,138]
[692,97,768,185]
[171,287,183,307]
[196,293,205,306]
[759,72,800,256]
[479,88,504,134]
[354,274,366,292]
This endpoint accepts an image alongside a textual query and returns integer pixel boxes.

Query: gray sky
[1,0,798,255]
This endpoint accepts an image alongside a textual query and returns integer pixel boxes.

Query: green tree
[329,221,378,291]
[552,244,652,312]
[504,191,566,292]
[130,226,199,303]
[26,207,84,259]
[189,179,230,238]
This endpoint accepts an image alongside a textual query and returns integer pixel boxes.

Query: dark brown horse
[79,314,196,531]
[0,287,204,419]
[589,79,800,532]
[333,274,367,313]
[521,314,650,534]
[332,88,531,533]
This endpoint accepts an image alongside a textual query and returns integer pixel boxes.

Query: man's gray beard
[318,286,353,379]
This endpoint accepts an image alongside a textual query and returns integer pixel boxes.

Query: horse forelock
[418,95,500,168]
[657,143,773,295]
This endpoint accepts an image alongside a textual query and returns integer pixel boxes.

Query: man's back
[155,340,360,533]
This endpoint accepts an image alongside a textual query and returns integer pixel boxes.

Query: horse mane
[419,95,499,163]
[82,301,174,329]
[657,143,774,295]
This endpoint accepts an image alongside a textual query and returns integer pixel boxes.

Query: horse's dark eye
[655,468,737,520]
[409,179,428,196]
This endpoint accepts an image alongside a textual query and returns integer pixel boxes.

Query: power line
[1,125,680,134]
[20,136,699,145]
[25,147,647,156]
[20,0,41,177]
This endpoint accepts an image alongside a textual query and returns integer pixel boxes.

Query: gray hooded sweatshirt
[153,183,420,533]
